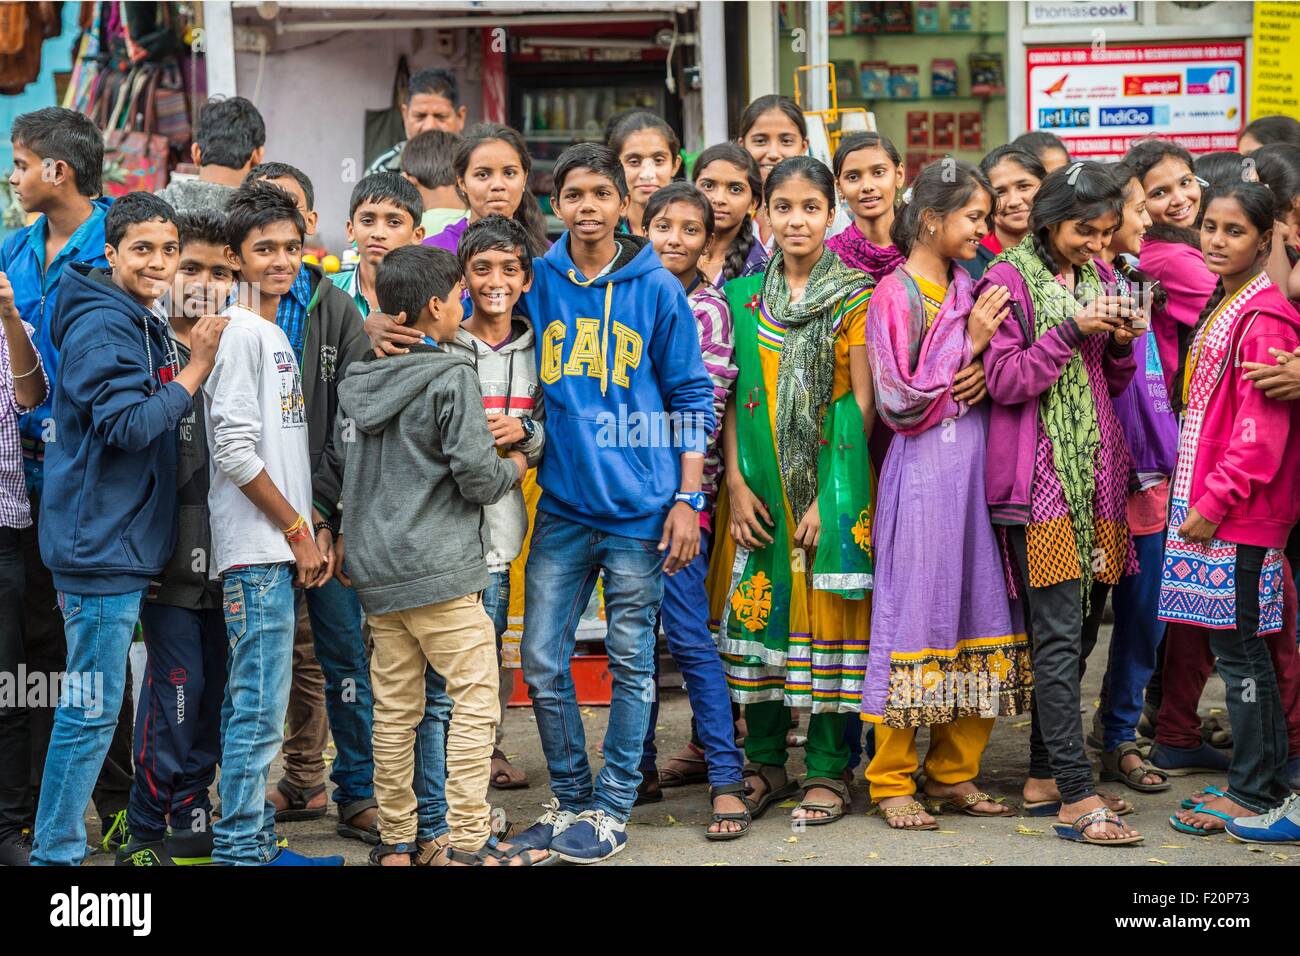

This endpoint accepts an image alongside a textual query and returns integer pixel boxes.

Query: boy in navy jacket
[30,193,226,866]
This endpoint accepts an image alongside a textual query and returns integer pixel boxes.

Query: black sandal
[705,783,751,842]
[336,798,381,845]
[368,841,417,866]
[272,780,328,822]
[445,837,557,866]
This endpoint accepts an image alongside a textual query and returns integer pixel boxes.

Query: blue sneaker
[1226,794,1300,845]
[261,847,345,866]
[1148,741,1230,776]
[509,798,579,852]
[550,809,627,864]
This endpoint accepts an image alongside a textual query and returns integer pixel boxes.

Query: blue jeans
[213,564,295,865]
[522,510,663,821]
[31,589,144,866]
[483,570,511,643]
[641,533,743,789]
[303,578,373,807]
[414,666,451,841]
[1100,531,1166,751]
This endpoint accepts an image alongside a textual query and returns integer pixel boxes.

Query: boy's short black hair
[348,172,424,225]
[225,182,305,252]
[195,96,266,169]
[105,192,178,249]
[401,130,461,190]
[408,68,458,107]
[458,214,533,278]
[1011,130,1070,163]
[244,161,315,210]
[376,245,461,321]
[176,210,229,250]
[552,142,628,199]
[11,107,103,197]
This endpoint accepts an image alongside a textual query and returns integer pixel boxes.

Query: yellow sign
[1251,1,1300,120]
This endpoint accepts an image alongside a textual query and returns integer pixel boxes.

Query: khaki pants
[369,593,498,849]
[281,602,329,791]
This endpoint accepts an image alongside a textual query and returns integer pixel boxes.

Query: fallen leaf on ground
[1012,720,1031,728]
[922,842,961,850]
[778,800,799,808]
[1271,853,1290,862]
[666,814,678,826]
[1247,846,1264,853]
[803,853,820,860]
[867,851,880,859]
[938,829,958,834]
[1147,858,1168,865]
[980,858,994,865]
[774,857,792,862]
[785,836,798,843]
[1016,824,1043,835]
[1159,844,1184,849]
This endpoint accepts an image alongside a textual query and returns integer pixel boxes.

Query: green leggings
[744,700,849,781]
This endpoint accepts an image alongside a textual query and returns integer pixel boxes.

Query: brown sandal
[794,777,848,826]
[490,747,530,790]
[927,788,1014,817]
[741,764,798,818]
[1101,742,1171,793]
[658,743,709,788]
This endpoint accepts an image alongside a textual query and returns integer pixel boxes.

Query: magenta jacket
[1138,238,1217,395]
[1187,281,1300,548]
[976,261,1137,522]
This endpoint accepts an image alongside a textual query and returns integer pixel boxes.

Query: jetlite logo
[1124,74,1181,96]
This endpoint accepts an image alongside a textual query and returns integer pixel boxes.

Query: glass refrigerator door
[517,82,668,232]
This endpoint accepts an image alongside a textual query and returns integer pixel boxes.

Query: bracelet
[285,524,312,544]
[313,521,334,536]
[11,359,40,380]
[281,514,307,536]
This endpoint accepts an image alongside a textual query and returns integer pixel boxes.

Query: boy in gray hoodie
[450,215,545,790]
[336,245,550,866]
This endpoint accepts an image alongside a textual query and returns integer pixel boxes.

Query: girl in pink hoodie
[1125,140,1219,396]
[1160,182,1300,837]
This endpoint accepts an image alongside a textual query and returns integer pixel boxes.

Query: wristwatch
[674,491,707,513]
[521,417,537,441]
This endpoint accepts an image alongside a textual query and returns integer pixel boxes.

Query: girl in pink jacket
[1160,182,1300,842]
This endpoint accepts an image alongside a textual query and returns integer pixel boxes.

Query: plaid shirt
[687,278,737,506]
[0,319,47,528]
[275,266,313,363]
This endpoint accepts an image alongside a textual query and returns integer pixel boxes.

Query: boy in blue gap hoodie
[30,193,227,866]
[507,143,715,864]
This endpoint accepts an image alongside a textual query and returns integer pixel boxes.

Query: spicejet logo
[1123,74,1181,96]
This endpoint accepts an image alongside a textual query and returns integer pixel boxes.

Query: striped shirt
[0,319,46,528]
[687,277,737,505]
[275,266,313,363]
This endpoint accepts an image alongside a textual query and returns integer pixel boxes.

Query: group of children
[2,79,1300,866]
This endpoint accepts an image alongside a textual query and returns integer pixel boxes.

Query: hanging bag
[103,65,171,196]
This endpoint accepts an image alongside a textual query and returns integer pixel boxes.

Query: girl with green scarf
[978,161,1145,846]
[710,156,875,826]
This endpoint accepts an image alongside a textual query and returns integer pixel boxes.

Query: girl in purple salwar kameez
[860,161,1033,830]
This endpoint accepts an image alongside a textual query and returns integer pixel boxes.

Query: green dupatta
[993,237,1103,606]
[718,271,874,661]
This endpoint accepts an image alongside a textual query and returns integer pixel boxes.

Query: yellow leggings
[865,716,995,801]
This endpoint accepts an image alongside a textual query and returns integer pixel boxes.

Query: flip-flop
[880,799,939,831]
[1180,786,1228,810]
[1054,807,1144,845]
[1023,794,1133,817]
[1168,801,1234,836]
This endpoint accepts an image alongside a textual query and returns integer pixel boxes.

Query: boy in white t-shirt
[204,183,340,866]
